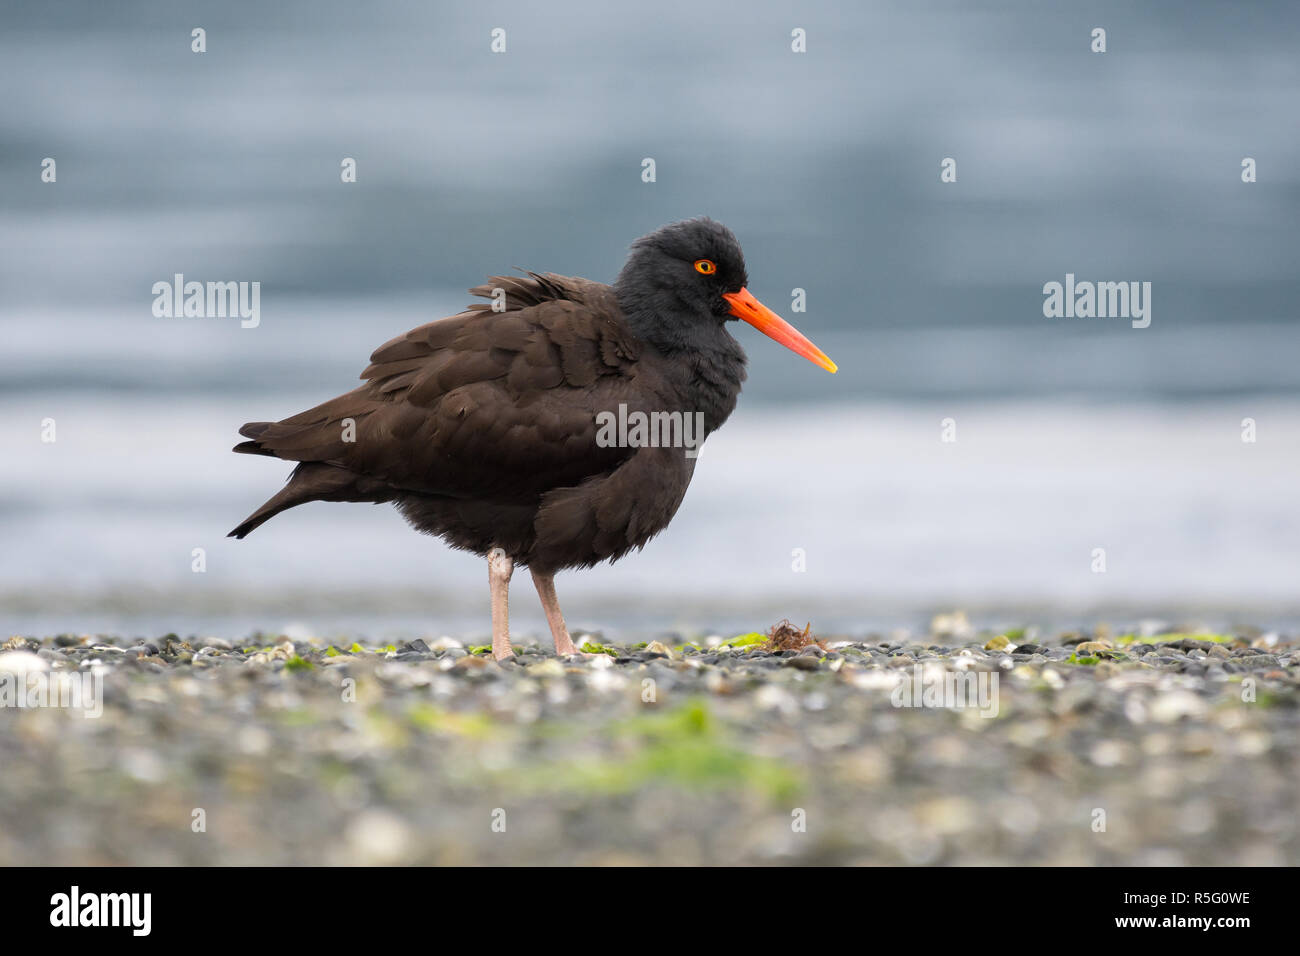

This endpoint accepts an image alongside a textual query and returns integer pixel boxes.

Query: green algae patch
[283,655,315,672]
[467,645,493,656]
[406,703,496,739]
[513,700,801,802]
[579,640,618,656]
[1255,690,1292,709]
[726,632,767,648]
[1066,653,1100,666]
[1115,633,1236,645]
[278,708,320,728]
[338,642,399,654]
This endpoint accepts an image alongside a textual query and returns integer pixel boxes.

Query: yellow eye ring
[694,259,717,275]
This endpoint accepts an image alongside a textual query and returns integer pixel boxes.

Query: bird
[229,217,836,660]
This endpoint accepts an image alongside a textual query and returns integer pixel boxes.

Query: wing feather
[235,274,649,502]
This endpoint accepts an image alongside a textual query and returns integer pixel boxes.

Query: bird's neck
[615,285,747,434]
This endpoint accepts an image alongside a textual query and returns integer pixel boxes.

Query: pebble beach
[1,619,1296,866]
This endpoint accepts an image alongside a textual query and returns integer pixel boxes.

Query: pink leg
[530,568,580,655]
[488,548,515,661]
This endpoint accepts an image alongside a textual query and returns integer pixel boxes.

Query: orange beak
[723,288,837,374]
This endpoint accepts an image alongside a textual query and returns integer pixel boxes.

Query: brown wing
[234,274,645,502]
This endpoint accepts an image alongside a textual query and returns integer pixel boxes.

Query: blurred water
[1,0,1298,635]
[3,301,1298,637]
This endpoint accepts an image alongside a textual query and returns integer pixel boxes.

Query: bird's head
[615,217,837,373]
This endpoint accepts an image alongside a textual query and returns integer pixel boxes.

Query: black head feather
[614,217,751,352]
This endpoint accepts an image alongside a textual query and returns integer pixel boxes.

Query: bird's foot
[554,639,596,658]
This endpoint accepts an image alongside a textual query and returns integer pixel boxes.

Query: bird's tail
[228,461,389,538]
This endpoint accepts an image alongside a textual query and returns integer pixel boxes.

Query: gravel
[0,623,1296,865]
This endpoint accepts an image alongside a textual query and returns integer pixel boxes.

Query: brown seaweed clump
[763,619,825,653]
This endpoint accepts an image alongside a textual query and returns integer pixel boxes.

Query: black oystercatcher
[229,218,836,660]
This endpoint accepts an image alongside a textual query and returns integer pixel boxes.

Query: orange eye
[694,259,717,275]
